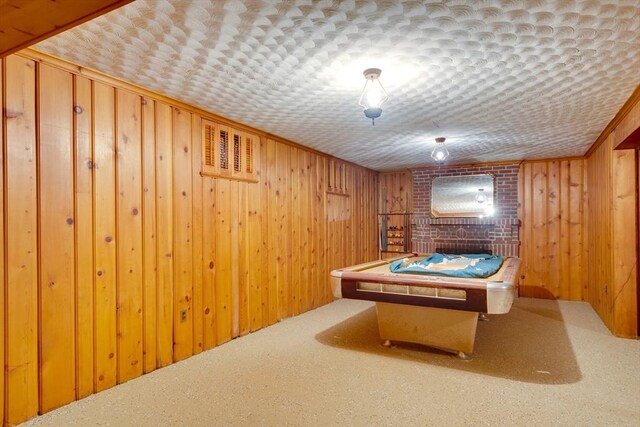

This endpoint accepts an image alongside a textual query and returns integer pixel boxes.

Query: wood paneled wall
[517,85,639,337]
[585,128,638,338]
[379,171,412,213]
[518,159,586,300]
[0,52,378,425]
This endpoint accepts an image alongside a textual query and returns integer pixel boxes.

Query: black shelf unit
[379,213,412,256]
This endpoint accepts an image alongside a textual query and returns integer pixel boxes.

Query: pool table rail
[331,255,521,315]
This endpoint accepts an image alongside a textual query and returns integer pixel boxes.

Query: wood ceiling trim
[614,127,640,151]
[585,83,640,157]
[0,0,134,58]
[16,48,376,173]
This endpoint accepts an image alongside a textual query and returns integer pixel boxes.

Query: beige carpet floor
[21,298,639,426]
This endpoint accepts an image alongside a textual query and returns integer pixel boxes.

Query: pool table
[330,254,521,358]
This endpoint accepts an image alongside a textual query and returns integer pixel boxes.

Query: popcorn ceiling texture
[35,0,640,171]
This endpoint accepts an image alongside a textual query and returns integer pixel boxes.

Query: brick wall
[411,163,520,256]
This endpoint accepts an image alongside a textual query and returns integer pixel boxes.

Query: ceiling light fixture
[475,188,486,203]
[359,68,388,125]
[430,137,449,162]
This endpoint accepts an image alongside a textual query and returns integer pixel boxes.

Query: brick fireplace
[411,163,520,256]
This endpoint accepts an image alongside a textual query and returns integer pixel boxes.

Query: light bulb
[430,137,449,162]
[363,85,384,108]
[359,68,388,124]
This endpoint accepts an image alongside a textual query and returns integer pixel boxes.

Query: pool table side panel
[340,281,488,312]
[331,257,522,314]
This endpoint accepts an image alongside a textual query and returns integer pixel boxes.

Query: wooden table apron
[339,278,488,312]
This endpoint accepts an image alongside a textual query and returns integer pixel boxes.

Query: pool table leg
[375,302,479,357]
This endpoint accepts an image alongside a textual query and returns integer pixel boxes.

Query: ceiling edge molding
[585,83,640,158]
[519,156,588,164]
[16,48,381,173]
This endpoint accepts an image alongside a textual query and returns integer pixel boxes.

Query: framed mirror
[431,174,494,218]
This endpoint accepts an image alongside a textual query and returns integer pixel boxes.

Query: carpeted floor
[20,298,640,426]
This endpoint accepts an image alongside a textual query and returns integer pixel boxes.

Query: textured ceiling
[35,0,640,171]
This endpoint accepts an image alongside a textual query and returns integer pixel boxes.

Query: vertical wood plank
[5,54,39,424]
[230,179,240,338]
[202,175,217,349]
[247,159,263,331]
[569,160,584,301]
[373,172,380,257]
[588,148,601,313]
[366,170,373,259]
[309,153,318,311]
[364,171,369,260]
[347,170,354,266]
[601,139,614,326]
[367,172,373,258]
[531,162,549,298]
[362,171,368,260]
[155,102,174,367]
[547,161,560,297]
[585,139,614,327]
[276,142,291,319]
[368,171,374,258]
[374,173,380,256]
[259,138,272,327]
[299,150,311,313]
[605,138,614,326]
[93,81,117,392]
[612,149,638,337]
[74,75,94,399]
[559,161,571,300]
[0,56,5,426]
[266,139,278,325]
[581,159,589,302]
[520,163,533,296]
[290,148,301,316]
[317,156,327,306]
[172,107,193,362]
[237,180,250,336]
[191,114,204,354]
[586,157,594,305]
[215,178,232,343]
[38,63,76,412]
[115,88,143,383]
[141,97,157,373]
[354,169,363,264]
